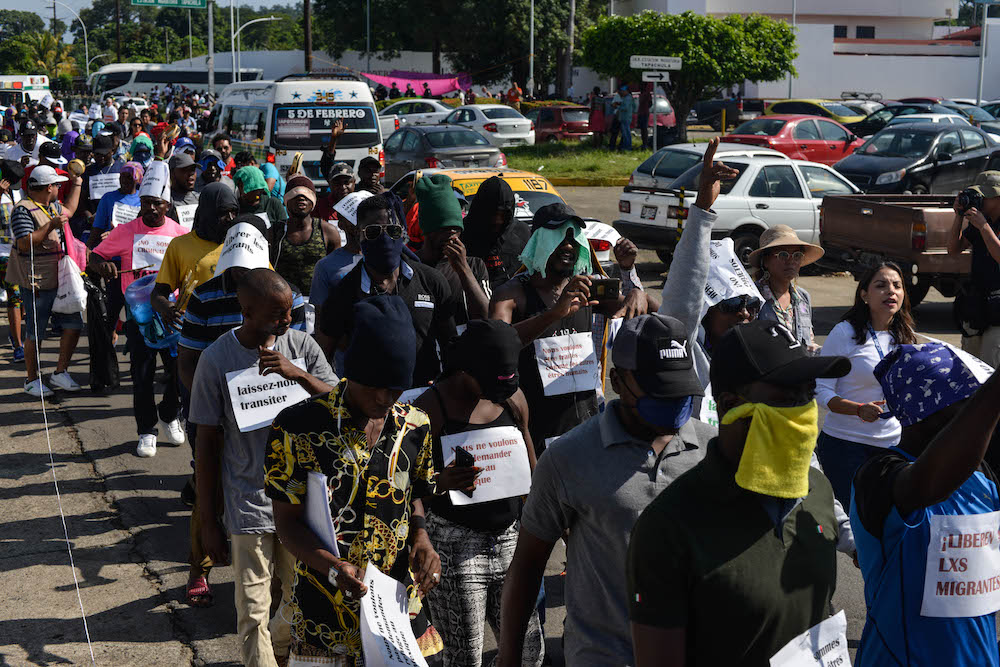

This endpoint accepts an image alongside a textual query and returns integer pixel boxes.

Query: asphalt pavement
[0,185,964,665]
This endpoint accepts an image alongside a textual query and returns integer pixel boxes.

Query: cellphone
[454,446,476,497]
[589,277,621,301]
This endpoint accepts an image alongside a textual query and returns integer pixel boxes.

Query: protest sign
[175,204,197,230]
[698,385,719,427]
[334,191,374,225]
[921,510,1000,618]
[40,93,54,109]
[770,610,850,667]
[132,234,172,272]
[224,357,310,432]
[305,471,341,558]
[112,202,140,228]
[90,173,121,201]
[360,563,429,667]
[256,212,271,229]
[700,238,764,320]
[441,426,532,505]
[214,223,270,277]
[533,332,598,397]
[69,111,90,126]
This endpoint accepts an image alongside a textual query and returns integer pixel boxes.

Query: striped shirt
[179,270,307,351]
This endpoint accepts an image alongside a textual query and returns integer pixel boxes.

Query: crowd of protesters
[4,87,1000,667]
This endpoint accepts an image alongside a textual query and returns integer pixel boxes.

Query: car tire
[731,229,762,267]
[908,277,931,307]
[656,249,674,265]
[903,183,928,195]
[545,135,559,143]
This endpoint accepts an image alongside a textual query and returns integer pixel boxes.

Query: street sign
[630,55,682,71]
[132,0,206,7]
[642,71,670,83]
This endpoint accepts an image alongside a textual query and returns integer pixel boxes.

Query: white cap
[214,222,271,277]
[138,161,171,201]
[27,165,69,187]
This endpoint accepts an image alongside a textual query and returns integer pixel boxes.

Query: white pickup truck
[614,156,860,265]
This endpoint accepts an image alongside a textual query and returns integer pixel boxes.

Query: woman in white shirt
[816,262,917,504]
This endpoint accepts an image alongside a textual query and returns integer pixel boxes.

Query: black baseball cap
[709,320,850,395]
[19,119,38,135]
[93,134,114,155]
[39,141,66,165]
[612,313,703,399]
[531,202,586,231]
[358,156,381,171]
[0,159,25,185]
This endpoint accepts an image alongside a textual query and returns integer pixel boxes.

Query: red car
[898,97,945,104]
[523,105,593,142]
[724,115,865,165]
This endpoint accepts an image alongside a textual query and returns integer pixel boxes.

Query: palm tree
[20,31,78,79]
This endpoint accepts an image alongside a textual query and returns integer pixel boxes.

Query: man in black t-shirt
[949,170,1000,367]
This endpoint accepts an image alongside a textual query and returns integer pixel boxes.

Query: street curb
[548,177,629,187]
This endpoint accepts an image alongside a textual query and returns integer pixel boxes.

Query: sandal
[185,575,214,607]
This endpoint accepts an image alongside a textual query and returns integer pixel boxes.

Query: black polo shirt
[627,440,839,665]
[964,222,1000,292]
[426,256,490,325]
[320,258,457,386]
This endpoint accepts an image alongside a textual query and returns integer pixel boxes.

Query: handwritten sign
[214,222,270,277]
[770,610,850,667]
[700,238,764,320]
[697,384,719,427]
[441,426,532,505]
[360,563,429,667]
[90,173,121,201]
[132,234,172,273]
[175,204,197,230]
[921,511,1000,618]
[112,202,140,228]
[224,357,310,432]
[533,332,598,397]
[334,191,373,225]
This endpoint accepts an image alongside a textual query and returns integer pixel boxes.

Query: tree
[20,31,78,79]
[581,11,796,142]
[0,9,45,38]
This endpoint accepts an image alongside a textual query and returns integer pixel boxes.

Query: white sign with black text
[131,234,172,273]
[921,510,1000,618]
[175,204,197,230]
[224,356,310,432]
[360,563,429,667]
[769,610,850,667]
[700,238,765,320]
[112,202,141,228]
[533,332,598,397]
[441,426,532,505]
[89,173,121,201]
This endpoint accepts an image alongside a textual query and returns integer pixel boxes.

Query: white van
[210,73,383,186]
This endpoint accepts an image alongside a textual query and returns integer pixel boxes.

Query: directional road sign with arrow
[642,71,670,83]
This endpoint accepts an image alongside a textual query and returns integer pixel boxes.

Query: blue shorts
[23,288,84,341]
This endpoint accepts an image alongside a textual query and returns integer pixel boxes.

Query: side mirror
[937,152,953,162]
[846,134,857,143]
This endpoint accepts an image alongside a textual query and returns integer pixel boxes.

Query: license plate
[641,205,657,220]
[506,139,525,146]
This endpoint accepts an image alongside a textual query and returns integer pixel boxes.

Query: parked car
[763,99,866,126]
[379,99,454,126]
[833,123,1000,194]
[628,141,789,191]
[840,100,885,116]
[820,194,970,305]
[845,103,963,137]
[114,96,149,112]
[440,104,535,147]
[615,156,858,264]
[630,93,678,145]
[897,97,945,104]
[724,115,865,165]
[522,105,592,142]
[884,113,972,129]
[692,97,765,131]
[941,101,1000,133]
[382,125,505,183]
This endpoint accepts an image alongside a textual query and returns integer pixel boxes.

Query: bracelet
[410,515,427,532]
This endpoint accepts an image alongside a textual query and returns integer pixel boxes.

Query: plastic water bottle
[130,301,154,324]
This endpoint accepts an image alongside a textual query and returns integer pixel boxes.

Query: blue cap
[175,136,196,154]
[874,343,982,427]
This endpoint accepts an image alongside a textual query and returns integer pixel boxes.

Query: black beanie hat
[345,295,416,390]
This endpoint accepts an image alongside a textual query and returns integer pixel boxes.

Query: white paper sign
[360,563,429,667]
[224,357,311,432]
[112,202,140,228]
[334,190,374,225]
[39,93,54,109]
[441,426,532,506]
[305,471,341,558]
[921,510,1000,618]
[90,173,121,201]
[533,332,598,397]
[88,103,101,120]
[698,384,719,427]
[132,233,172,272]
[69,111,90,126]
[700,238,765,320]
[214,222,271,277]
[175,204,197,230]
[770,610,850,667]
[256,212,271,229]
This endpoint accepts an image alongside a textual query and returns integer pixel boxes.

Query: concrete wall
[172,49,440,81]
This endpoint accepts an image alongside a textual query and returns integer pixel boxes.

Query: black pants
[126,320,180,436]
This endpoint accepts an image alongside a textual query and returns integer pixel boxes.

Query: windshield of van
[272,103,380,149]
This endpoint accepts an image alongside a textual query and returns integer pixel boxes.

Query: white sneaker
[24,378,54,398]
[136,434,157,458]
[159,418,186,445]
[49,371,82,392]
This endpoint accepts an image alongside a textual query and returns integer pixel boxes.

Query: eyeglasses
[771,250,805,262]
[717,294,762,315]
[362,223,404,241]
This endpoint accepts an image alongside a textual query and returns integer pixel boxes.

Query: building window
[834,25,847,39]
[856,26,876,39]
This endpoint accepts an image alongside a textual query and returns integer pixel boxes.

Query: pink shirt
[93,216,188,291]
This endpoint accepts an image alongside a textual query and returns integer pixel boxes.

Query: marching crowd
[5,92,1000,667]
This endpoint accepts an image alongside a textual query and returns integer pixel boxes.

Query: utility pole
[188,10,193,63]
[303,0,312,73]
[165,26,169,63]
[115,0,121,62]
[52,3,57,36]
[230,0,235,84]
[366,0,371,72]
[563,0,575,98]
[208,0,215,95]
[528,0,534,96]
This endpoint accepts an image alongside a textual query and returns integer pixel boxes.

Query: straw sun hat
[747,225,824,268]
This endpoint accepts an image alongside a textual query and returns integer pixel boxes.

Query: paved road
[0,185,963,664]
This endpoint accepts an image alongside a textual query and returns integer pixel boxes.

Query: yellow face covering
[721,400,819,499]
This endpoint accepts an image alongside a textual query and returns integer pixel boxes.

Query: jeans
[815,431,887,506]
[125,319,180,435]
[230,533,295,667]
[617,117,632,150]
[23,287,83,341]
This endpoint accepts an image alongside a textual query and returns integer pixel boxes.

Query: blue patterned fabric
[874,343,982,427]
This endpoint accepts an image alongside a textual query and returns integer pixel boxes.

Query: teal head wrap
[518,221,592,278]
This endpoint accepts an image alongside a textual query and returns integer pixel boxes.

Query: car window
[537,109,553,122]
[444,110,460,124]
[670,161,750,195]
[961,129,986,152]
[771,102,792,114]
[384,131,405,152]
[484,107,523,120]
[751,165,804,198]
[732,118,787,136]
[819,102,859,117]
[871,108,893,123]
[819,121,849,142]
[391,103,410,115]
[792,120,820,140]
[749,169,770,197]
[425,129,491,148]
[523,109,539,122]
[799,166,854,197]
[401,132,421,152]
[938,131,962,156]
[413,103,433,113]
[652,150,703,179]
[861,129,936,158]
[564,109,590,123]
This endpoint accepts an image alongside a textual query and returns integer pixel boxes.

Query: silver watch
[327,564,340,586]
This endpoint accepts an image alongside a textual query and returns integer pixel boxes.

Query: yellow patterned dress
[265,379,439,666]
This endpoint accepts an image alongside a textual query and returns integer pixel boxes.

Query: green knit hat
[416,173,462,234]
[234,165,268,194]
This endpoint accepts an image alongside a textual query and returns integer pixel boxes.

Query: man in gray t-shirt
[190,269,336,667]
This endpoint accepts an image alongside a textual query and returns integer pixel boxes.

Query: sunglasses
[362,223,403,241]
[717,294,762,315]
[770,250,805,262]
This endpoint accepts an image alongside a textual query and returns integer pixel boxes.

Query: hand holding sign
[334,560,369,600]
[696,137,740,211]
[436,461,481,492]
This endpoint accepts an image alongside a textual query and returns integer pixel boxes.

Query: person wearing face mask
[88,160,188,458]
[461,176,531,291]
[318,194,456,386]
[499,313,714,667]
[414,320,543,667]
[89,161,143,247]
[194,150,234,193]
[128,135,154,171]
[852,343,1000,667]
[234,165,287,230]
[272,175,340,297]
[626,320,850,666]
